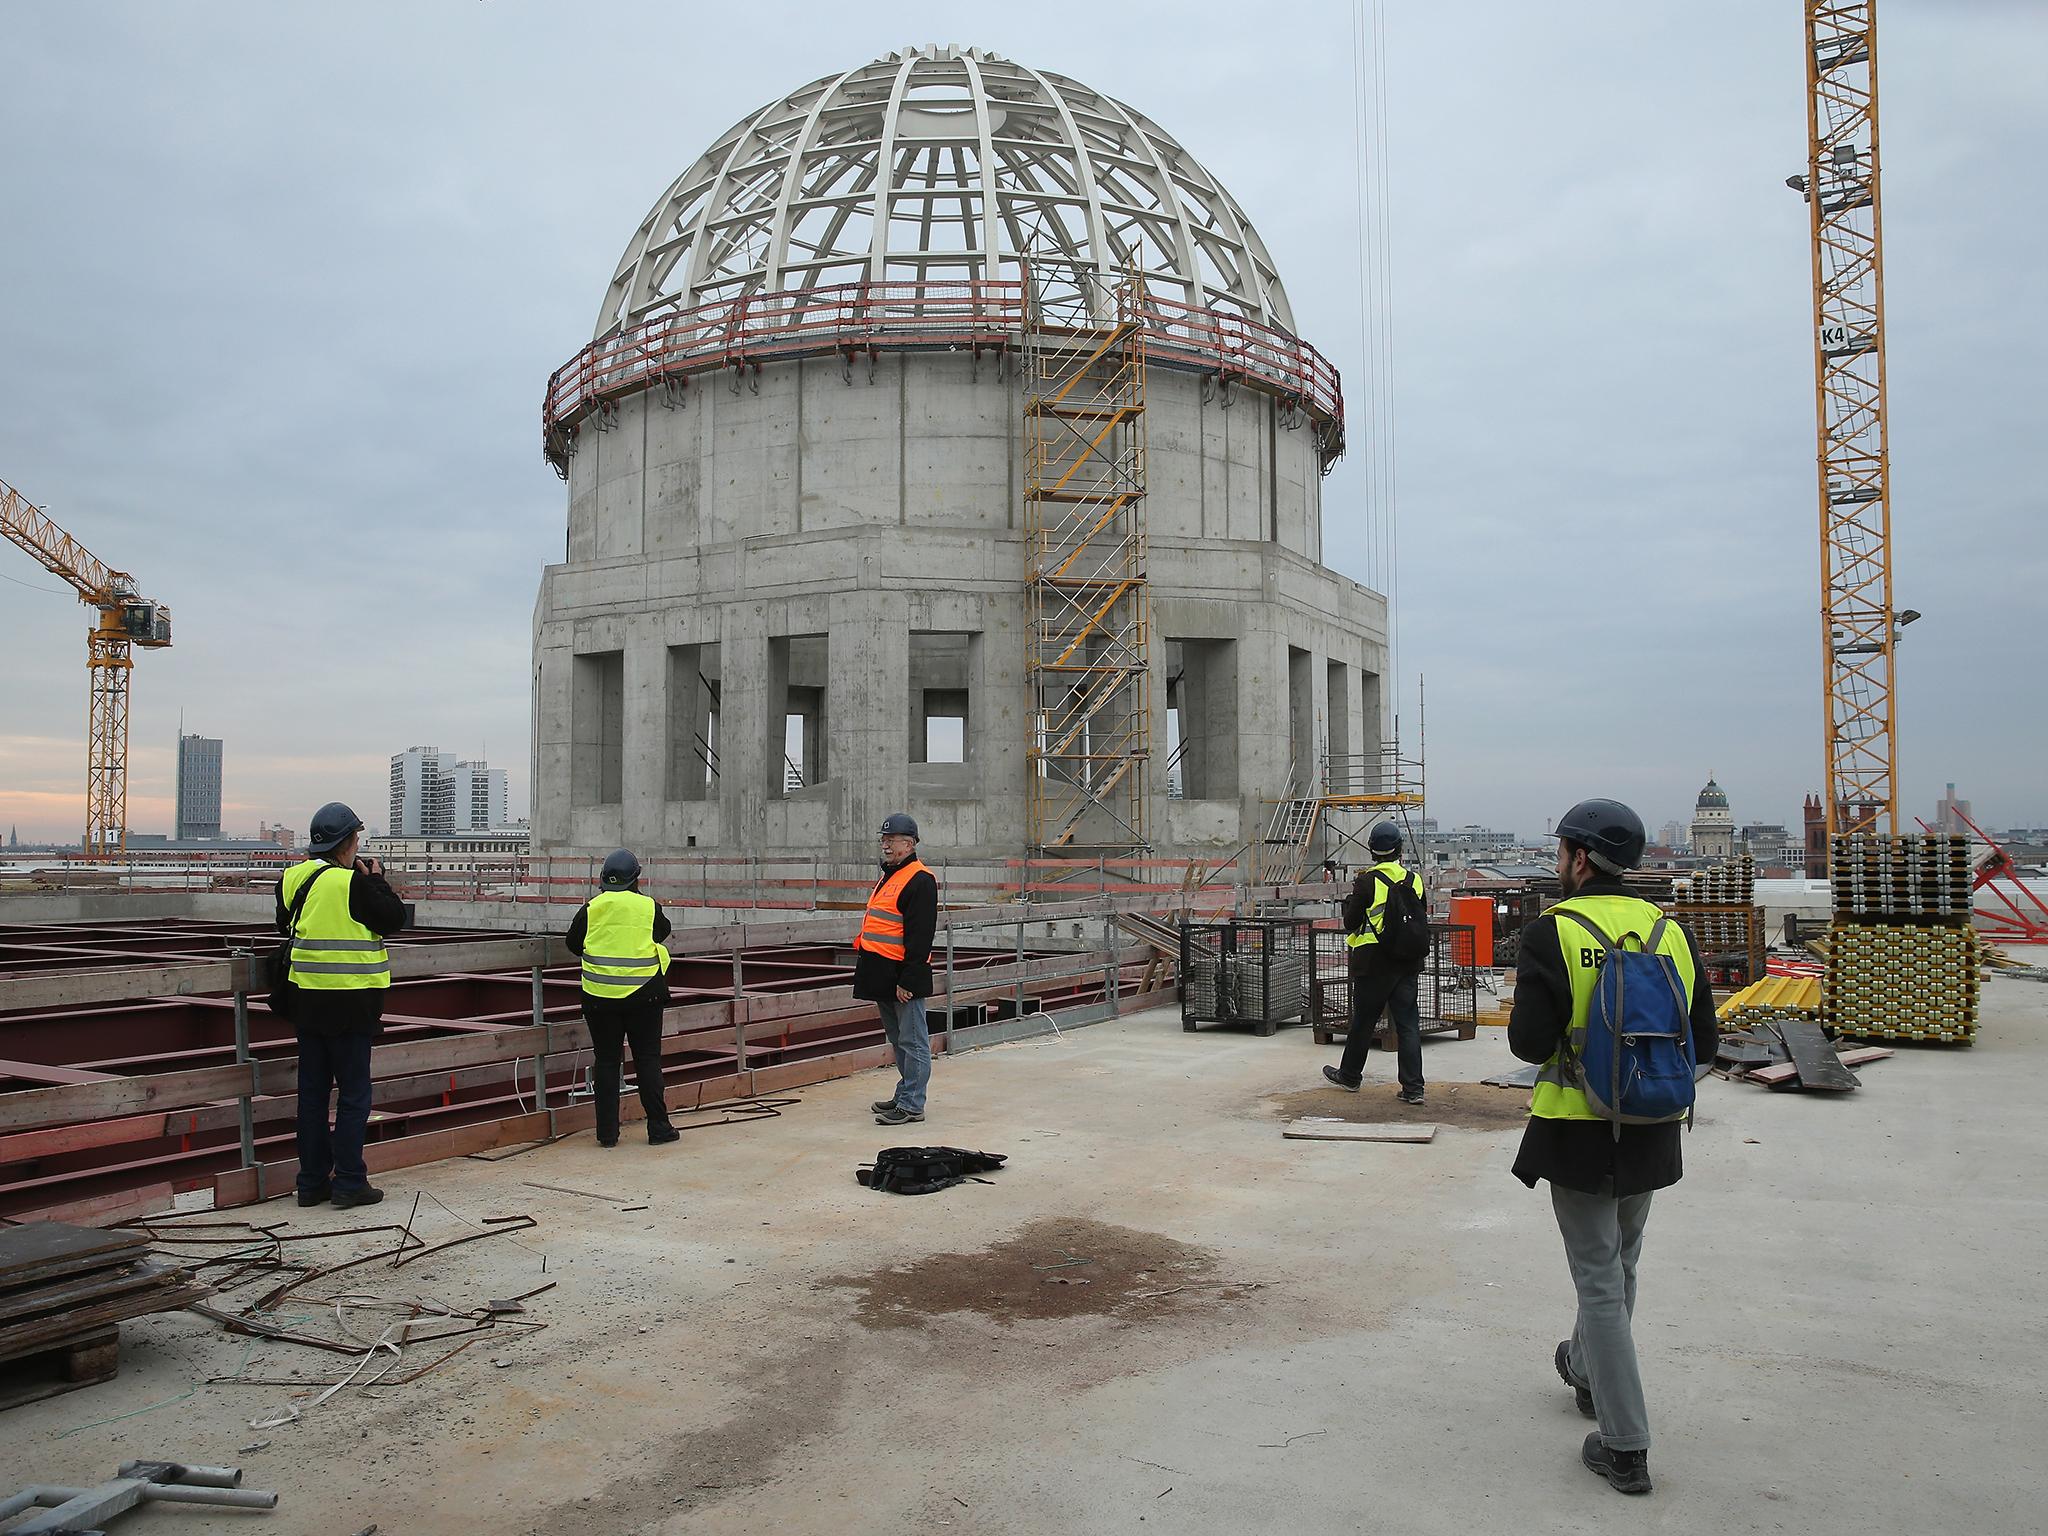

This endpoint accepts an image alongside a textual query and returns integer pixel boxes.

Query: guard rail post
[531,961,552,1134]
[943,921,956,1054]
[732,948,749,1087]
[230,953,258,1182]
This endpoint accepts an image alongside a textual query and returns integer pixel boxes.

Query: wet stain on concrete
[820,1217,1242,1329]
[1266,1081,1532,1130]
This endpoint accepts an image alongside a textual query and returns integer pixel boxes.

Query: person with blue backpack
[1509,798,1718,1497]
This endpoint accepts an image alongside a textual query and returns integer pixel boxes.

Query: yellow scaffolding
[1023,269,1152,855]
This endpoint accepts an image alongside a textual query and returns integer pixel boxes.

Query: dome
[594,45,1293,338]
[1696,778,1730,811]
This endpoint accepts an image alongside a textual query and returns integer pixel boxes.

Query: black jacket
[565,895,674,1014]
[851,858,938,1002]
[1507,878,1720,1196]
[273,859,410,1037]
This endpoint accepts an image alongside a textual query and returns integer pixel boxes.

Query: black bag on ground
[857,1146,1007,1195]
[269,864,342,1021]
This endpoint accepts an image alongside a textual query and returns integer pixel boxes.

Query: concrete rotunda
[531,45,1388,869]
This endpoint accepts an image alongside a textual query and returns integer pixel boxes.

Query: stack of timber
[1830,832,1972,921]
[1823,833,1979,1044]
[0,1222,209,1410]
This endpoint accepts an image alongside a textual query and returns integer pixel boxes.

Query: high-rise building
[390,747,508,835]
[175,732,223,839]
[447,760,509,832]
[1935,782,1972,835]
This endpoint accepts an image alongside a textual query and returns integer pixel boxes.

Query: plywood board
[1284,1119,1437,1143]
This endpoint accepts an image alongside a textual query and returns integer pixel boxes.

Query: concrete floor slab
[5,977,2044,1534]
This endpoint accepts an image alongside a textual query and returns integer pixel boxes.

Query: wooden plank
[0,1259,170,1324]
[0,1223,146,1282]
[1779,1019,1861,1092]
[0,1280,210,1363]
[1283,1119,1437,1143]
[0,1062,255,1132]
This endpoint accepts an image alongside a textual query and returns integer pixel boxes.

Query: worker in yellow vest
[275,802,408,1209]
[1508,798,1717,1496]
[1322,821,1428,1102]
[565,849,679,1147]
[855,813,939,1126]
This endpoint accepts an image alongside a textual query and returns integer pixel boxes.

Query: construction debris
[0,1460,277,1531]
[0,1223,209,1412]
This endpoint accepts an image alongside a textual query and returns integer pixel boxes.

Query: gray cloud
[1,1,2039,846]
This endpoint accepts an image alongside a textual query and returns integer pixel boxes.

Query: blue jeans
[876,995,931,1114]
[296,1030,375,1194]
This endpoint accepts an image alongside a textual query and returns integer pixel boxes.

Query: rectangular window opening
[1163,638,1238,800]
[769,634,828,797]
[572,651,624,807]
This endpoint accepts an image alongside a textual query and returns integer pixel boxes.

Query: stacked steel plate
[1824,834,1979,1044]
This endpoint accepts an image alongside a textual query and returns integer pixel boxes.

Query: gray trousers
[1551,1182,1654,1451]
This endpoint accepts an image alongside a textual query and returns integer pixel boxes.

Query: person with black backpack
[1508,798,1718,1497]
[1321,821,1429,1103]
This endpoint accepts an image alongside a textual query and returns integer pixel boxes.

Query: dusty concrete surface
[7,978,2045,1534]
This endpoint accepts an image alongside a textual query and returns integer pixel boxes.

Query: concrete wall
[535,354,1386,863]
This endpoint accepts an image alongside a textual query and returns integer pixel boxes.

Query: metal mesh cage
[1310,923,1479,1043]
[1178,918,1312,1034]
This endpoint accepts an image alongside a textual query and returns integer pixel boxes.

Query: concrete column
[620,626,666,848]
[1237,617,1289,843]
[533,625,573,843]
[827,588,910,863]
[718,607,770,851]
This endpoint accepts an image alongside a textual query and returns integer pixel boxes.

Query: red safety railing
[542,279,1346,473]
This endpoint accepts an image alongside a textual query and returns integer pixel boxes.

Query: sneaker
[1399,1088,1426,1106]
[1321,1065,1361,1092]
[874,1105,924,1126]
[647,1124,680,1145]
[1555,1340,1595,1418]
[296,1185,331,1207]
[870,1099,898,1115]
[1582,1432,1651,1495]
[330,1184,386,1209]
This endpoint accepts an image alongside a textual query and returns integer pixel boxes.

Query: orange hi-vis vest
[854,858,930,961]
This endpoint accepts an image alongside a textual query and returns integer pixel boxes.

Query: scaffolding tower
[1023,268,1153,856]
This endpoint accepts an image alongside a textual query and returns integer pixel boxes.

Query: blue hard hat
[1368,821,1402,856]
[307,802,363,855]
[879,813,920,840]
[600,848,642,889]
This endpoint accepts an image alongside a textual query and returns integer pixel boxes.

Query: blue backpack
[1556,910,1696,1137]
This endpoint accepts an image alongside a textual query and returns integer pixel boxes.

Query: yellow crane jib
[1,476,173,858]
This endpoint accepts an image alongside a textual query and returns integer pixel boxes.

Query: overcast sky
[2,1,2041,846]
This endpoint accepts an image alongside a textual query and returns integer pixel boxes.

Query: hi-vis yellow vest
[283,859,390,992]
[1346,860,1422,948]
[580,890,670,1000]
[1530,893,1697,1121]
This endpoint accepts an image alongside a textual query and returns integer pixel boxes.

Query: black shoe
[647,1124,680,1145]
[1555,1340,1595,1418]
[597,1135,619,1148]
[1399,1088,1426,1106]
[1583,1432,1651,1495]
[330,1184,385,1209]
[871,1099,898,1115]
[296,1185,331,1207]
[1322,1065,1361,1092]
[874,1105,924,1126]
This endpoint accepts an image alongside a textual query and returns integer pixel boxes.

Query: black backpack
[1356,867,1429,971]
[856,1146,1007,1195]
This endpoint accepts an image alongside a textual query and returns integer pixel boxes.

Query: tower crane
[1789,0,1912,862]
[1,476,173,857]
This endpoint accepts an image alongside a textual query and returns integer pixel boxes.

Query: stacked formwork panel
[1671,854,1763,987]
[1824,833,1979,1043]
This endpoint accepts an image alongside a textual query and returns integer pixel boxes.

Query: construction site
[2,11,2045,1535]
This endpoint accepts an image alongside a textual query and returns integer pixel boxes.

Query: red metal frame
[1916,809,2048,943]
[543,279,1346,474]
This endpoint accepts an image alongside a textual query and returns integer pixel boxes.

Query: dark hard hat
[1367,821,1403,856]
[600,849,642,890]
[879,813,920,840]
[306,802,363,856]
[1552,798,1647,873]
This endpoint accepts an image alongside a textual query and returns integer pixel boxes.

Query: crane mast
[1800,0,1897,853]
[1,477,173,857]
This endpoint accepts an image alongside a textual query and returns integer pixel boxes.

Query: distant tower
[1803,792,1826,878]
[1690,776,1735,861]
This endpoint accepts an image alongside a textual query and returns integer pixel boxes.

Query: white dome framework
[598,45,1292,334]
